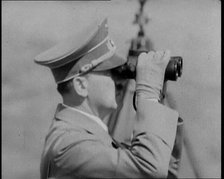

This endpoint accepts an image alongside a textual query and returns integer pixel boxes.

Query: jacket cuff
[172,117,184,159]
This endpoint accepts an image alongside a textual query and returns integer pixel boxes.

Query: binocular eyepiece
[111,56,183,81]
[165,56,183,81]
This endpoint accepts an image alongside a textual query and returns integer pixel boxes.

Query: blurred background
[2,0,221,178]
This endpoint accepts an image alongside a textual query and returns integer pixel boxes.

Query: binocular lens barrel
[165,56,183,81]
[112,56,183,81]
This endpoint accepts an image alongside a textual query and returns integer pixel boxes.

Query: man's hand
[136,50,170,101]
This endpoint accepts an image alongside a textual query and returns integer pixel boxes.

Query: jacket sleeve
[53,98,179,178]
[167,117,184,178]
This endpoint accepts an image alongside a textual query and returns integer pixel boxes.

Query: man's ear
[72,76,88,97]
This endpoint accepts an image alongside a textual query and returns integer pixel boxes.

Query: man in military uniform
[35,18,183,178]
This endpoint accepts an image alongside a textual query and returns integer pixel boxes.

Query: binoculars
[115,0,183,82]
[112,55,183,81]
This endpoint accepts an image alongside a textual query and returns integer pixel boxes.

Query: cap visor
[93,53,126,71]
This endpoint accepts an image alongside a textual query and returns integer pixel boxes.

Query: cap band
[56,37,116,84]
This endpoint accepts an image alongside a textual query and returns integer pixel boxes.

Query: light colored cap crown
[34,18,126,84]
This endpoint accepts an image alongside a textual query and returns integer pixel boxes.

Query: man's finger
[163,50,171,65]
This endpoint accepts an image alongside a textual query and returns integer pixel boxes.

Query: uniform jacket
[40,98,182,179]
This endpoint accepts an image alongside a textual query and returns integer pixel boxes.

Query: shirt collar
[62,104,108,133]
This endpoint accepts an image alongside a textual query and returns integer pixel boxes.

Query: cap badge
[79,63,93,73]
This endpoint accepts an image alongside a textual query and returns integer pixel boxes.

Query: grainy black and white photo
[2,0,221,178]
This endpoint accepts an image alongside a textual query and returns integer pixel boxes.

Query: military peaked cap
[34,18,126,84]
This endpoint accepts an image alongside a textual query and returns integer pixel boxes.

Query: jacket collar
[54,103,110,137]
[62,104,108,132]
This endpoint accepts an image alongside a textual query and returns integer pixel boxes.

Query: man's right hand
[136,50,170,101]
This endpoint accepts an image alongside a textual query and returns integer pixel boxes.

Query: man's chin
[111,102,118,110]
[102,102,118,115]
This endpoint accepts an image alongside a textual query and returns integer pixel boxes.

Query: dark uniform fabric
[40,98,181,179]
